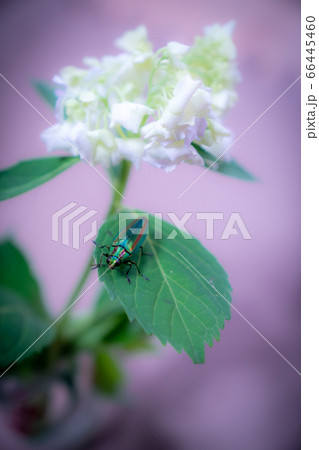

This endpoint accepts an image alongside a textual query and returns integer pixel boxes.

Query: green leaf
[94,211,232,364]
[70,288,150,352]
[32,79,58,109]
[0,287,55,367]
[216,159,257,181]
[0,240,54,367]
[94,348,123,395]
[192,143,257,181]
[0,240,48,318]
[103,313,150,348]
[0,156,80,201]
[94,286,124,315]
[66,289,127,349]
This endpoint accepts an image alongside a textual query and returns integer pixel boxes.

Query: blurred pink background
[0,0,300,448]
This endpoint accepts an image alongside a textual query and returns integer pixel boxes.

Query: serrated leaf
[94,289,151,350]
[0,240,49,318]
[192,143,257,181]
[0,156,80,201]
[0,287,55,367]
[94,211,232,364]
[32,79,58,109]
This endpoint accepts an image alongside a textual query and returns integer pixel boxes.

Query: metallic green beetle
[92,216,150,283]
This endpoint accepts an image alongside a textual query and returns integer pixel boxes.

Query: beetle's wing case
[114,217,148,255]
[130,217,148,254]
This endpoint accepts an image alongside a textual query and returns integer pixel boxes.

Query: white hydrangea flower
[183,21,240,116]
[115,25,152,55]
[110,102,154,133]
[116,138,145,168]
[143,140,204,172]
[87,129,117,167]
[41,122,91,159]
[196,119,233,159]
[203,21,237,60]
[41,24,240,172]
[166,41,190,68]
[141,76,212,171]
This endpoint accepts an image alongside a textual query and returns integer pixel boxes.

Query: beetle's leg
[91,252,109,270]
[125,260,149,281]
[93,240,110,251]
[92,240,110,269]
[140,246,152,256]
[112,244,132,255]
[125,264,132,284]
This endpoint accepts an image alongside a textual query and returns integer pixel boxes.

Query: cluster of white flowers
[41,23,240,172]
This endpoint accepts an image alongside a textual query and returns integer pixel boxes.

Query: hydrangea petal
[115,25,152,54]
[110,102,154,133]
[41,24,239,173]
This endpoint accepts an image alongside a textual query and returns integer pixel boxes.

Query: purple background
[0,0,300,449]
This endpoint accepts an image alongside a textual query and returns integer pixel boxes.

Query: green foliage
[0,288,54,367]
[216,158,257,180]
[0,240,54,367]
[94,211,232,364]
[0,240,54,366]
[68,291,126,351]
[94,289,152,351]
[93,348,123,395]
[32,79,58,109]
[0,156,80,201]
[69,288,151,352]
[192,143,257,181]
[0,240,48,318]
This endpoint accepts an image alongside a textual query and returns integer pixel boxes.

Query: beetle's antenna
[92,240,110,250]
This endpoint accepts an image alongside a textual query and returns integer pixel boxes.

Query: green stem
[57,159,132,333]
[107,159,132,216]
[66,257,93,310]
